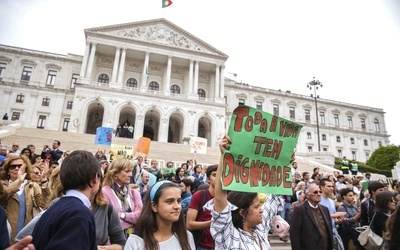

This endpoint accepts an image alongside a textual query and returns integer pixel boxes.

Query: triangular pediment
[85,18,228,58]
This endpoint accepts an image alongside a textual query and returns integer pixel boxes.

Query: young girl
[205,135,284,250]
[125,181,195,250]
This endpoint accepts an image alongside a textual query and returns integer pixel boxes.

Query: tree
[366,145,400,171]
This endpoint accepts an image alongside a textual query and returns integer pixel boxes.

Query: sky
[1,0,400,145]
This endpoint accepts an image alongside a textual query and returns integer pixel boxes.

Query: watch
[120,212,126,220]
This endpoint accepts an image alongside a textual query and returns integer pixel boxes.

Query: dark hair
[181,178,194,190]
[368,181,385,195]
[206,164,218,178]
[175,167,183,176]
[319,178,333,187]
[313,167,319,173]
[20,148,32,158]
[339,188,354,199]
[376,191,394,213]
[54,140,61,146]
[49,161,59,166]
[302,171,309,178]
[135,182,190,250]
[60,150,101,193]
[30,154,41,165]
[227,191,258,229]
[311,173,319,180]
[193,164,202,173]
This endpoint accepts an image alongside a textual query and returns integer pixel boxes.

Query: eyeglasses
[34,171,42,175]
[9,164,23,170]
[12,145,19,147]
[312,190,323,194]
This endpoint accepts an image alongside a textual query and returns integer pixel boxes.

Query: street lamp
[307,77,323,152]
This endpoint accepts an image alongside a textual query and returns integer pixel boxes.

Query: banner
[221,105,302,195]
[134,137,151,155]
[109,144,134,162]
[94,127,113,145]
[190,137,207,154]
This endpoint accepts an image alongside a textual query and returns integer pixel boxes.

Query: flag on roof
[162,0,173,8]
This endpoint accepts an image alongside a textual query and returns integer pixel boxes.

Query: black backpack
[189,190,207,248]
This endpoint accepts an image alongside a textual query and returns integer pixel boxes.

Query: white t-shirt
[125,232,195,250]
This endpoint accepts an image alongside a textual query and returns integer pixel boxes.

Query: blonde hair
[102,158,134,186]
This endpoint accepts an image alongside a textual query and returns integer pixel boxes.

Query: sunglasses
[34,171,42,175]
[312,190,323,194]
[9,164,23,170]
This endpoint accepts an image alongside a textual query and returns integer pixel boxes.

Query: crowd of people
[0,137,399,250]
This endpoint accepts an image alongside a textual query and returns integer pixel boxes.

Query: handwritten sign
[134,137,151,155]
[190,137,207,154]
[109,144,134,162]
[94,127,113,145]
[222,105,302,195]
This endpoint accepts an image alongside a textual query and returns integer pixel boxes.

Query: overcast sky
[1,0,400,145]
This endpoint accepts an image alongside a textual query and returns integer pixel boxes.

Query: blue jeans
[280,202,291,224]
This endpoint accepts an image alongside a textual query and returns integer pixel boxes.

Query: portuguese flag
[162,0,173,8]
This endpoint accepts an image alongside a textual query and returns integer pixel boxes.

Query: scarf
[111,183,132,213]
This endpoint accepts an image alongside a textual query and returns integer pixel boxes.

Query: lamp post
[307,77,322,152]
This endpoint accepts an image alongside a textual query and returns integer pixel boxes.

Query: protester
[125,180,195,250]
[385,205,400,250]
[371,191,396,237]
[360,181,385,226]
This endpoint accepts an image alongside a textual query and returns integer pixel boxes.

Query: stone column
[164,56,172,95]
[111,47,121,83]
[220,64,225,98]
[79,42,91,78]
[188,60,194,95]
[117,48,127,85]
[141,52,150,91]
[85,43,97,82]
[214,64,220,99]
[193,61,199,96]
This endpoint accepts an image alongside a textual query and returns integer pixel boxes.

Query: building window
[374,119,380,132]
[338,149,342,158]
[273,104,279,116]
[366,152,370,160]
[308,146,312,152]
[197,88,206,98]
[322,134,326,141]
[334,114,339,126]
[67,101,73,109]
[256,101,262,110]
[378,141,382,146]
[71,73,79,88]
[352,151,356,161]
[238,98,245,106]
[46,70,57,85]
[350,138,355,144]
[63,118,70,131]
[348,116,353,128]
[364,139,368,146]
[170,84,180,94]
[42,98,50,106]
[21,66,32,81]
[16,94,24,103]
[323,148,327,152]
[305,109,310,121]
[0,62,6,77]
[361,118,366,129]
[320,111,325,124]
[37,115,46,129]
[11,112,20,121]
[149,81,159,91]
[307,132,311,139]
[98,74,109,84]
[126,78,137,88]
[336,136,341,142]
[289,107,295,119]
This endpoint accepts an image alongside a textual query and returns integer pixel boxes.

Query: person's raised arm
[214,135,231,213]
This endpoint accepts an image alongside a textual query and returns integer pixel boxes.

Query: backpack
[189,190,207,248]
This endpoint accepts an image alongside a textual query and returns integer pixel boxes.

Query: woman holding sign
[204,135,285,250]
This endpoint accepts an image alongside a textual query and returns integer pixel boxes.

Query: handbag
[357,212,383,250]
[271,215,290,239]
[29,184,42,217]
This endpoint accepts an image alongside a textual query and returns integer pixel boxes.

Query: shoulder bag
[357,212,383,250]
[29,184,42,217]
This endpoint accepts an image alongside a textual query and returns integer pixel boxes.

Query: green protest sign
[222,105,303,195]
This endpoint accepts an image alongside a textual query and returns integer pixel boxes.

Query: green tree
[366,145,400,171]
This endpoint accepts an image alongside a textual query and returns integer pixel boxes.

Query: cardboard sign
[190,137,207,154]
[109,144,134,162]
[134,137,151,155]
[94,127,113,145]
[222,105,302,195]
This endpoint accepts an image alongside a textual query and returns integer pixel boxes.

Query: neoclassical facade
[0,18,390,162]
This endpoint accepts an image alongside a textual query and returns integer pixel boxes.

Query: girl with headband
[125,180,195,250]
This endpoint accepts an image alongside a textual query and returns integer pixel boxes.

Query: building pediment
[85,18,228,58]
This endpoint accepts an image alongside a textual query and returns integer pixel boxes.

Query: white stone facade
[0,18,390,162]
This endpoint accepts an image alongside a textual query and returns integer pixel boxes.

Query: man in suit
[32,150,101,249]
[290,183,333,250]
[41,140,63,161]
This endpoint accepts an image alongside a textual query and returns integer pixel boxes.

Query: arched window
[374,118,380,132]
[197,88,206,98]
[149,81,159,91]
[126,78,137,88]
[170,84,180,94]
[98,74,109,83]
